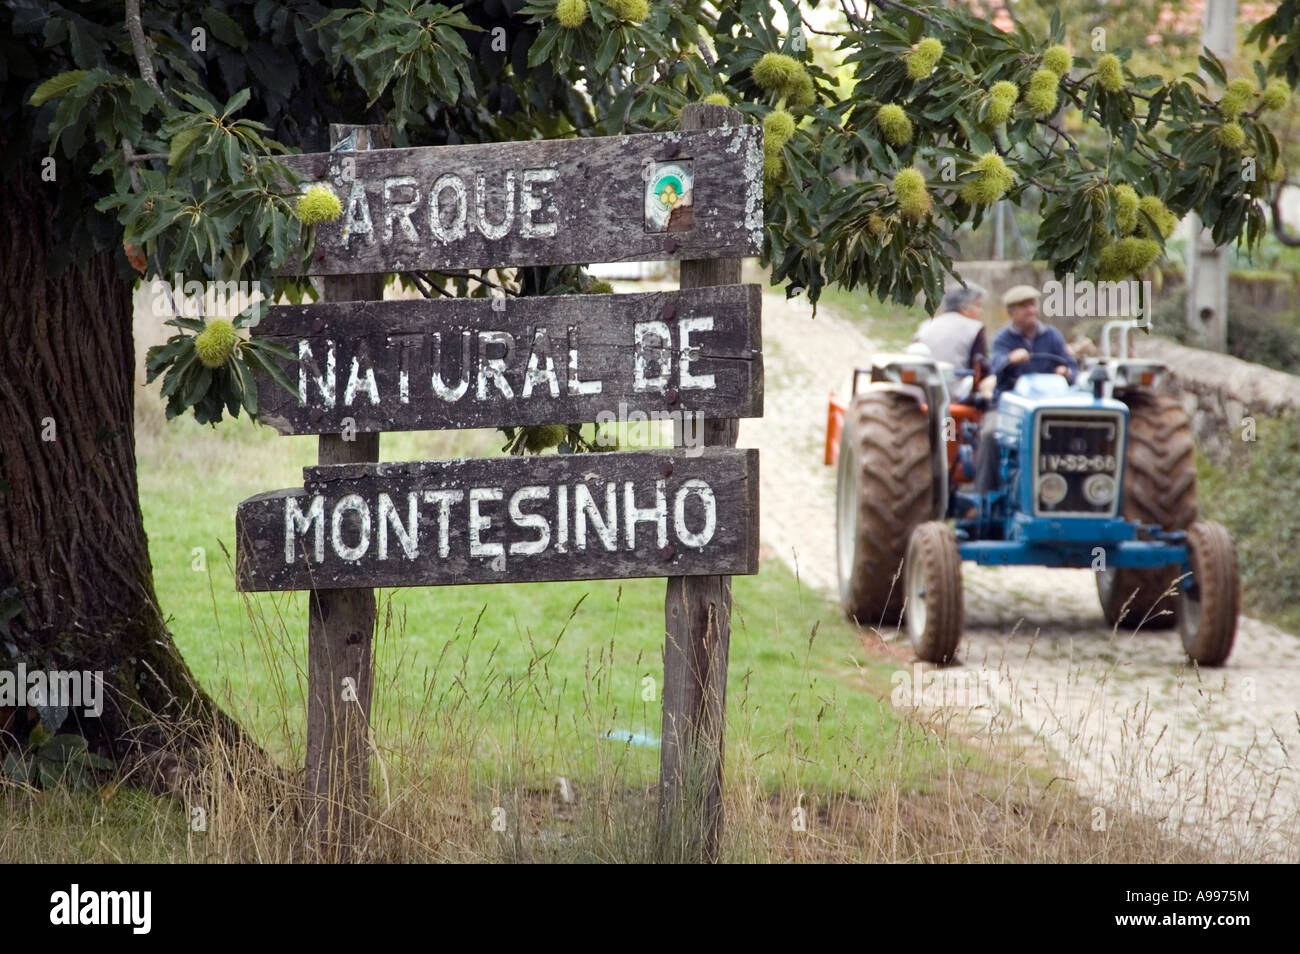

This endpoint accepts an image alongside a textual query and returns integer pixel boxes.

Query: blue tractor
[835,320,1239,666]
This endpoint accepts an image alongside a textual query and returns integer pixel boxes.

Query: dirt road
[745,287,1300,862]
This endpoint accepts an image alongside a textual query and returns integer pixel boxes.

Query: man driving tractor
[975,284,1077,492]
[990,284,1077,392]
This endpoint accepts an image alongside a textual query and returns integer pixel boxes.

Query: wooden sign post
[659,103,745,864]
[237,108,763,861]
[305,123,389,862]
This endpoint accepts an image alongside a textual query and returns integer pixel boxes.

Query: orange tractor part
[825,392,846,465]
[946,402,983,483]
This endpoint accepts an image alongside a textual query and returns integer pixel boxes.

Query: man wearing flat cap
[989,285,1077,393]
[974,284,1079,493]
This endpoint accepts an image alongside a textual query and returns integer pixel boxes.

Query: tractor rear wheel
[836,390,934,627]
[903,521,964,664]
[1097,392,1197,630]
[1179,521,1240,666]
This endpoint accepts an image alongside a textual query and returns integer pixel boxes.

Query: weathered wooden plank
[252,284,763,435]
[235,448,759,592]
[280,126,764,275]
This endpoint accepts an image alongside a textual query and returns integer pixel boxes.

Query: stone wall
[1133,336,1300,462]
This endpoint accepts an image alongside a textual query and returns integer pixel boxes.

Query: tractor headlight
[1038,473,1068,507]
[1083,473,1116,506]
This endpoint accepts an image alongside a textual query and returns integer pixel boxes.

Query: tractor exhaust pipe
[1088,364,1110,400]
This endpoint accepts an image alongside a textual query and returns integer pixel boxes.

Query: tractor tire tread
[1098,392,1197,630]
[839,391,935,627]
[907,521,963,664]
[1180,520,1239,667]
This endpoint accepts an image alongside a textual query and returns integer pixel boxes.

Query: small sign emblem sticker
[645,160,694,232]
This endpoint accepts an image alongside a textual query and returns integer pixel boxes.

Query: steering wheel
[997,352,1071,390]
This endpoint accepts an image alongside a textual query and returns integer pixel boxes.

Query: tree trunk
[0,165,235,775]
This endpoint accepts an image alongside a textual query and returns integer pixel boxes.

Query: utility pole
[994,200,1005,260]
[1186,0,1237,351]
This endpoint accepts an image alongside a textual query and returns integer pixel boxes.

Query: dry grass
[0,725,1213,863]
[0,587,1237,863]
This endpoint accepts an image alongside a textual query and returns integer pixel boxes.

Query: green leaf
[243,344,299,398]
[232,356,259,416]
[224,133,242,183]
[182,365,214,408]
[221,87,252,118]
[161,351,199,398]
[206,9,250,50]
[528,24,561,69]
[595,28,621,75]
[145,337,191,382]
[175,89,220,115]
[169,127,206,168]
[29,70,87,106]
[1198,49,1227,86]
[2,751,34,785]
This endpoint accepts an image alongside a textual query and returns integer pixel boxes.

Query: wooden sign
[236,448,758,592]
[281,126,763,274]
[252,284,763,435]
[246,110,760,861]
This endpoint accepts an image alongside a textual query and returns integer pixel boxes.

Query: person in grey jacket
[911,283,988,377]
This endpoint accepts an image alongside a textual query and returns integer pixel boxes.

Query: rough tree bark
[0,165,237,775]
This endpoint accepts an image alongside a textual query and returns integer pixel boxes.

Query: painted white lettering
[508,486,551,555]
[567,326,602,395]
[555,483,568,553]
[634,320,672,391]
[624,479,668,548]
[477,331,515,399]
[383,176,420,243]
[331,494,372,562]
[423,489,464,557]
[673,479,717,548]
[429,173,468,242]
[377,492,419,560]
[469,487,504,559]
[431,330,473,401]
[475,170,515,240]
[574,482,617,551]
[343,354,380,406]
[298,339,336,407]
[285,495,325,563]
[678,315,716,390]
[342,179,374,249]
[520,168,559,238]
[522,327,560,399]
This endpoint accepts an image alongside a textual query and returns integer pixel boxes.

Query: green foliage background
[1198,411,1300,634]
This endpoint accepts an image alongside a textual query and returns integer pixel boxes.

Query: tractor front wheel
[903,521,964,664]
[1179,521,1240,667]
